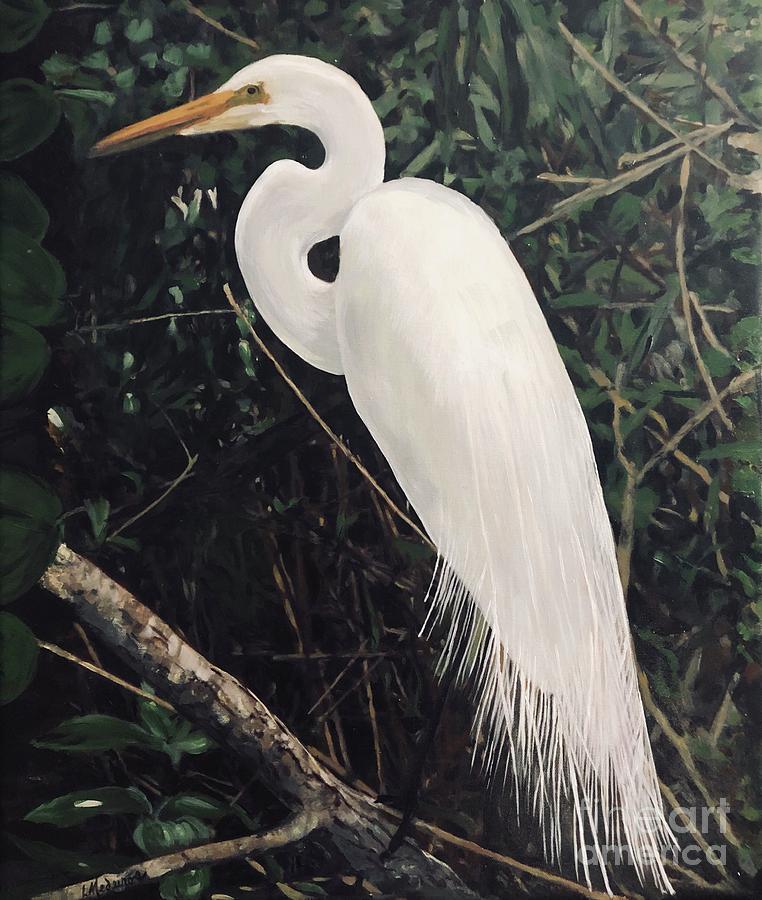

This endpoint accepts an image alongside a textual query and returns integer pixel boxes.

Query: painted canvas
[1,2,760,899]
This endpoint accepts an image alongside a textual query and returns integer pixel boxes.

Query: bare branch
[182,1,259,51]
[675,155,734,431]
[622,0,755,128]
[39,545,474,897]
[514,122,732,237]
[558,22,747,187]
[638,368,758,482]
[32,811,321,900]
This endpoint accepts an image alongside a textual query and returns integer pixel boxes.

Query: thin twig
[558,22,744,186]
[689,292,733,356]
[638,368,758,482]
[75,309,235,333]
[709,673,741,747]
[182,1,259,51]
[107,451,197,541]
[675,155,734,431]
[644,426,730,506]
[224,284,435,550]
[612,365,638,591]
[536,173,607,185]
[363,660,386,793]
[659,780,731,882]
[307,644,366,715]
[415,820,619,900]
[622,0,755,128]
[617,122,730,168]
[38,641,176,712]
[514,123,732,237]
[32,810,322,900]
[638,670,742,851]
[316,657,386,723]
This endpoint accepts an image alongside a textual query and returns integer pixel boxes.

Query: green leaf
[125,17,153,43]
[0,172,48,238]
[0,612,38,703]
[25,787,151,827]
[138,694,177,740]
[0,78,60,160]
[730,316,762,363]
[608,193,643,233]
[0,0,50,54]
[551,290,603,309]
[33,714,164,753]
[0,317,50,407]
[133,816,212,856]
[159,867,210,900]
[6,833,134,877]
[159,794,257,830]
[699,442,762,465]
[0,468,61,604]
[292,883,328,896]
[160,794,231,822]
[84,497,110,544]
[56,88,116,108]
[0,226,66,325]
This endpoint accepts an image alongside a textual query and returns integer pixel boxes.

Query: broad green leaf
[133,816,212,856]
[0,317,49,407]
[0,0,50,53]
[608,193,643,233]
[0,226,65,325]
[84,497,110,544]
[160,794,231,822]
[159,868,210,900]
[0,78,60,160]
[138,694,177,740]
[0,172,48,238]
[730,316,762,363]
[0,468,61,604]
[0,612,38,704]
[7,833,134,876]
[159,793,258,830]
[25,787,151,826]
[32,714,164,753]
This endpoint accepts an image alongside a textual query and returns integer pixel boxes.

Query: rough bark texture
[39,545,476,898]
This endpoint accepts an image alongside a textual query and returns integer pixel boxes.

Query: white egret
[92,55,675,893]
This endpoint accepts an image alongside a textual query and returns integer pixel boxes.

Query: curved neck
[235,63,385,375]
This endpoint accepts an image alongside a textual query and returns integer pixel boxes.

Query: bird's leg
[382,662,457,857]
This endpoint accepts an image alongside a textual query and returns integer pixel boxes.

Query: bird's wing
[336,178,673,892]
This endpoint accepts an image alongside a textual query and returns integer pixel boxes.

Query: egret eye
[246,85,260,97]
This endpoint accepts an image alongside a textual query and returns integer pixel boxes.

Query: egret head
[89,55,361,157]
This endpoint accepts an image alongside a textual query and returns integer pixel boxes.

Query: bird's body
[93,54,675,894]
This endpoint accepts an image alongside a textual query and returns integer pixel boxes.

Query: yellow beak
[89,90,236,158]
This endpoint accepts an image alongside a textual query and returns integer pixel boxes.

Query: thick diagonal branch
[33,810,320,900]
[39,545,474,898]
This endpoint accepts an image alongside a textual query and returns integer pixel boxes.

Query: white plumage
[93,53,676,893]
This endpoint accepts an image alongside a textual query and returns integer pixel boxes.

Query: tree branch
[622,0,756,128]
[39,545,475,897]
[513,122,732,237]
[558,22,748,187]
[32,810,321,900]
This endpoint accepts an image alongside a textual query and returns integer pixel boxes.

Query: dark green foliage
[1,0,760,897]
[0,468,61,604]
[0,611,38,704]
[0,77,59,160]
